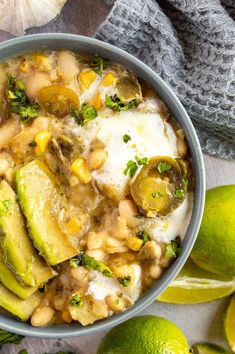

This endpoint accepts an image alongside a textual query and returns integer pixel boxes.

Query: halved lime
[224,295,235,352]
[158,258,235,304]
[193,342,230,354]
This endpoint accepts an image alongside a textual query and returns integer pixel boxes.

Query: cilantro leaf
[90,54,109,76]
[165,239,181,258]
[0,328,23,345]
[105,94,141,111]
[7,77,39,122]
[123,160,138,177]
[123,134,131,143]
[135,156,148,166]
[72,104,97,126]
[157,161,172,173]
[70,252,113,277]
[69,294,84,307]
[175,188,185,199]
[137,230,150,244]
[118,276,131,287]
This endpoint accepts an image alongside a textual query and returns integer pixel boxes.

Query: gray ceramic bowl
[0,33,205,338]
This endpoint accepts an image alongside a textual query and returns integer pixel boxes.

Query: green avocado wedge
[0,247,37,299]
[0,284,42,321]
[15,160,78,265]
[0,180,56,287]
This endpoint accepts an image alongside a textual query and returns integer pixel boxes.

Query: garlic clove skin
[0,0,67,36]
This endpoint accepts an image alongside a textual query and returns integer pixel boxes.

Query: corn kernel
[100,72,117,87]
[71,158,92,184]
[66,217,82,235]
[91,92,103,111]
[34,130,52,155]
[126,236,143,251]
[79,69,97,89]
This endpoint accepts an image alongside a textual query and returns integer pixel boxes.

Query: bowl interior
[0,34,205,338]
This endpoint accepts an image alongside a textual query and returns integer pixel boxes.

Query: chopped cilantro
[123,134,131,143]
[90,54,109,76]
[157,161,172,173]
[0,328,23,345]
[72,104,97,126]
[19,350,28,354]
[165,239,181,258]
[118,276,131,287]
[123,160,138,178]
[105,94,141,111]
[70,252,113,277]
[135,156,148,166]
[152,191,164,198]
[175,188,185,199]
[7,77,39,122]
[69,294,84,307]
[137,230,150,244]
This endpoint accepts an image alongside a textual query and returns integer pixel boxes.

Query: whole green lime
[191,185,235,276]
[97,315,190,354]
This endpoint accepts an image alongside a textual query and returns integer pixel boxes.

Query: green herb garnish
[118,276,131,287]
[105,94,141,111]
[175,188,185,199]
[69,294,84,307]
[135,156,148,166]
[123,134,131,143]
[123,160,138,178]
[165,239,181,258]
[152,191,164,198]
[0,328,23,345]
[7,77,39,122]
[157,161,172,173]
[70,252,113,277]
[90,54,109,76]
[137,230,150,244]
[71,103,97,126]
[19,350,28,354]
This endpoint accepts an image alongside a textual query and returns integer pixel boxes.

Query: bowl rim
[0,33,205,338]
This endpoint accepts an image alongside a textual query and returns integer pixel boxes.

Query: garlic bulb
[0,0,67,36]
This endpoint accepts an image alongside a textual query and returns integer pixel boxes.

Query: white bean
[31,306,55,327]
[57,51,79,83]
[24,73,50,101]
[87,231,105,250]
[0,117,21,149]
[0,158,9,176]
[149,263,163,279]
[86,249,107,261]
[112,217,130,240]
[118,199,142,228]
[88,149,107,171]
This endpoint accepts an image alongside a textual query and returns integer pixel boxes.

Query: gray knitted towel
[96,0,235,160]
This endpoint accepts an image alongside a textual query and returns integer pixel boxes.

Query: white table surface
[0,1,235,352]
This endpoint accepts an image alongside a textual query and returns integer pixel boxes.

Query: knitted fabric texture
[96,0,235,160]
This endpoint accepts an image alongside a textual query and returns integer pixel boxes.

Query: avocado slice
[0,247,37,300]
[0,180,56,287]
[0,284,42,321]
[15,160,78,265]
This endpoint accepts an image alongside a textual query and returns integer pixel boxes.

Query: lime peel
[158,258,235,304]
[193,342,230,354]
[224,295,235,352]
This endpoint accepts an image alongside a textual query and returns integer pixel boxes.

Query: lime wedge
[193,342,230,354]
[224,295,235,352]
[158,258,235,304]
